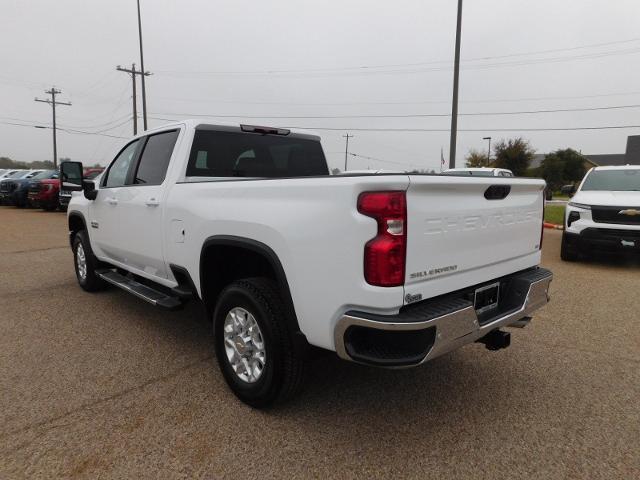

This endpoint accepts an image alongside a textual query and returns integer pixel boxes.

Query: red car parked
[28,177,61,211]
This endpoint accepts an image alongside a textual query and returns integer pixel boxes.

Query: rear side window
[186,130,328,178]
[134,130,179,185]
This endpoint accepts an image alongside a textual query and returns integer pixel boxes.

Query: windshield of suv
[581,169,640,191]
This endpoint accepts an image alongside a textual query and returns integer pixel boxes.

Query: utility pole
[116,63,145,134]
[449,0,463,168]
[483,136,491,166]
[35,88,71,168]
[137,0,149,130]
[342,133,354,171]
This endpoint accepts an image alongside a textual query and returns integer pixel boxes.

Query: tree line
[0,156,56,170]
[465,138,587,190]
[0,156,102,170]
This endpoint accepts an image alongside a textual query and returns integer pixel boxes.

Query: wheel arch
[68,211,87,247]
[200,235,308,351]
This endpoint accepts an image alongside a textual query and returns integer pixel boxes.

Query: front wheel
[72,230,106,291]
[213,278,306,408]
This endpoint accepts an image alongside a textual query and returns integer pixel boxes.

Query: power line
[151,89,640,107]
[148,103,640,120]
[155,40,640,77]
[58,111,132,131]
[282,125,640,133]
[146,114,640,133]
[348,152,414,169]
[0,120,128,139]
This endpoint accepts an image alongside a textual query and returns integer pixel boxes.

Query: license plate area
[474,282,500,314]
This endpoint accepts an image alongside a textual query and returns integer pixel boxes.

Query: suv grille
[592,205,640,225]
[0,182,12,193]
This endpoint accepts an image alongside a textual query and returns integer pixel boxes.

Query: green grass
[544,204,565,225]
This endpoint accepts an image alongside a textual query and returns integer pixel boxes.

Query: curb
[543,222,564,230]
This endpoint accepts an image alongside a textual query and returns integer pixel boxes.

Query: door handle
[107,197,118,205]
[145,198,160,207]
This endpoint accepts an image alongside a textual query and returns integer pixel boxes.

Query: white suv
[562,165,640,260]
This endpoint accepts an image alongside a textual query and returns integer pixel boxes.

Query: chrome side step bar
[97,270,182,310]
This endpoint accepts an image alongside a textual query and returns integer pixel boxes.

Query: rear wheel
[213,278,305,408]
[73,230,106,291]
[560,232,579,261]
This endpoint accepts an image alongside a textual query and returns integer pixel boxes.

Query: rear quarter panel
[164,175,410,350]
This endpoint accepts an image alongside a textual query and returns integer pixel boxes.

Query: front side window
[104,140,140,188]
[186,130,328,178]
[134,130,179,185]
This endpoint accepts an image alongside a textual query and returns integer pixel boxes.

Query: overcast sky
[1,0,640,171]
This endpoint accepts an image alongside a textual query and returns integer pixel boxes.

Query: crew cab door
[110,129,180,279]
[90,139,142,261]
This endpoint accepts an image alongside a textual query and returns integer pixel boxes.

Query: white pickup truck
[562,165,640,260]
[62,120,552,407]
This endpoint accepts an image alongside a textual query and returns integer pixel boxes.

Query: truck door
[89,139,142,262]
[111,129,180,279]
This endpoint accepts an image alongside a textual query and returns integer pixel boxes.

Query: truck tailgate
[404,175,545,303]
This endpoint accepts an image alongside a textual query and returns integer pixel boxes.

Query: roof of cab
[140,119,320,140]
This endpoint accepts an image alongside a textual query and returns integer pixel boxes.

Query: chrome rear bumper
[334,267,552,367]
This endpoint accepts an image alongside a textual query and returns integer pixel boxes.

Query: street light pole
[448,0,463,168]
[136,0,148,130]
[483,136,491,166]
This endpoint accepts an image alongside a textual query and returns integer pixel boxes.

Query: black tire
[72,230,106,292]
[43,202,57,212]
[560,232,579,261]
[213,277,306,408]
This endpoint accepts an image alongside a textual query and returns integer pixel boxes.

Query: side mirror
[560,184,576,197]
[60,161,98,201]
[60,161,84,191]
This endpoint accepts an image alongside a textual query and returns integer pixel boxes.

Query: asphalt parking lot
[1,207,639,479]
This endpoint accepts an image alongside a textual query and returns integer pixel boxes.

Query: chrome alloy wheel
[223,307,266,383]
[76,243,87,281]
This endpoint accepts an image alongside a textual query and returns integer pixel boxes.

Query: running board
[97,270,183,310]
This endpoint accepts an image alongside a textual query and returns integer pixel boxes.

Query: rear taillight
[357,191,407,287]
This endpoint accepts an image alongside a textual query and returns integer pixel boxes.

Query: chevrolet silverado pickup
[562,165,640,260]
[62,120,552,407]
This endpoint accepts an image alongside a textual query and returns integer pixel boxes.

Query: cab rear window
[186,130,328,178]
